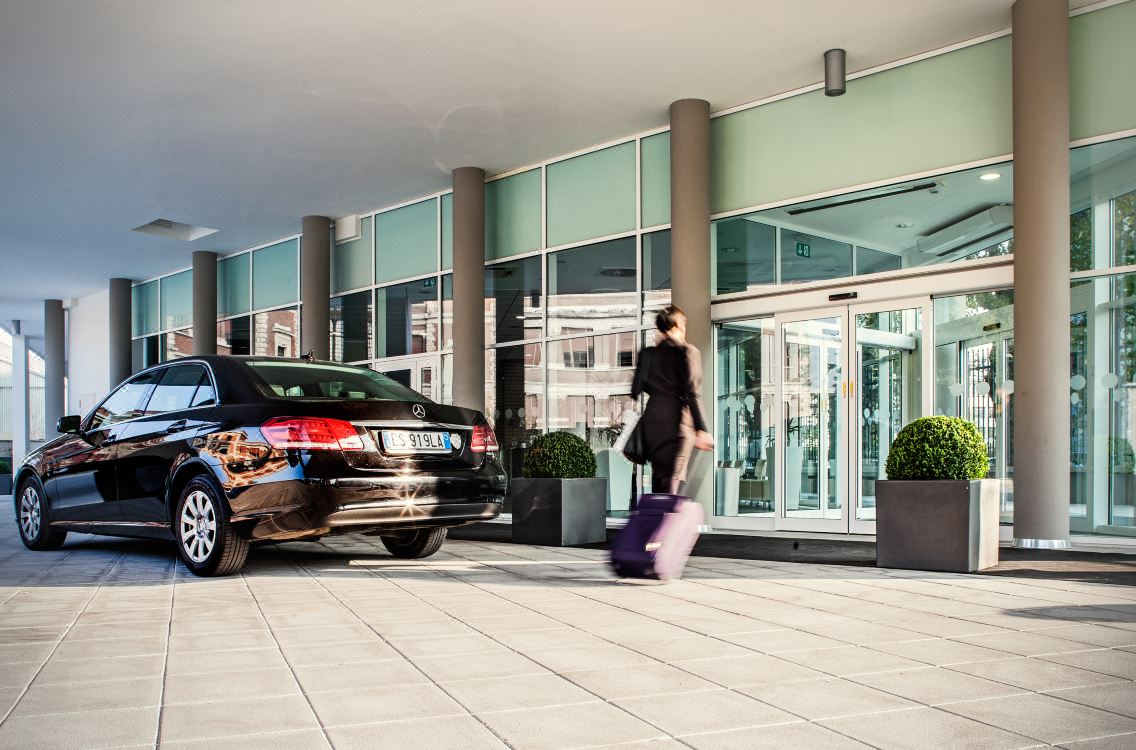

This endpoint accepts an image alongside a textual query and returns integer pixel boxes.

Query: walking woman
[632,304,714,494]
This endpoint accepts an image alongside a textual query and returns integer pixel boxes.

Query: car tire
[15,476,67,551]
[380,527,447,559]
[175,477,249,577]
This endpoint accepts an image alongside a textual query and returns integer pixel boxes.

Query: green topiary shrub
[522,432,596,479]
[885,416,989,481]
[0,460,10,475]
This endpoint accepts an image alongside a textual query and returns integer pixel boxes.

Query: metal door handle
[166,420,189,434]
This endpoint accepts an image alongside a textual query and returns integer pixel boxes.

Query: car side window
[146,365,212,415]
[88,371,162,431]
[190,372,216,408]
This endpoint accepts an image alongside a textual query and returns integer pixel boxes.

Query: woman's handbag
[618,411,649,465]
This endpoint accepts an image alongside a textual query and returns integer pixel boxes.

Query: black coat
[632,338,707,449]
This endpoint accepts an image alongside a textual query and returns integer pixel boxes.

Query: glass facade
[330,290,373,363]
[375,279,440,358]
[160,271,193,332]
[332,215,373,294]
[486,169,542,260]
[715,160,1014,295]
[251,239,299,311]
[642,230,672,326]
[486,256,542,346]
[546,142,636,247]
[486,343,544,487]
[376,198,437,284]
[132,281,159,337]
[252,308,299,358]
[547,237,637,336]
[116,30,1135,546]
[217,253,250,318]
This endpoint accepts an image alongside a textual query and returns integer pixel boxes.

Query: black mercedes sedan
[12,356,506,576]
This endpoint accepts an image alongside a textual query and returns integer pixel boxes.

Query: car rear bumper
[229,473,505,541]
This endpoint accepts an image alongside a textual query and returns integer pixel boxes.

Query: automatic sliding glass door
[776,310,847,532]
[772,299,928,533]
[851,303,926,533]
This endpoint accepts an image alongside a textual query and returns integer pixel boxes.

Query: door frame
[709,261,1014,534]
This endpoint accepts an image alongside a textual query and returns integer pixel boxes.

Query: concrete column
[1011,0,1071,548]
[670,99,714,518]
[192,251,218,355]
[300,216,331,360]
[452,167,486,412]
[43,300,65,437]
[108,278,132,387]
[11,328,29,467]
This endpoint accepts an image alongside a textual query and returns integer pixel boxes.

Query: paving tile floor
[1,514,1135,749]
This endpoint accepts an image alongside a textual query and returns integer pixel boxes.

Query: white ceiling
[0,0,1095,340]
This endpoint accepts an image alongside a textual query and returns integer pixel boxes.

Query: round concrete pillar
[1011,0,1071,548]
[108,278,132,386]
[192,251,218,356]
[43,299,65,437]
[452,167,487,412]
[670,98,714,519]
[300,216,332,360]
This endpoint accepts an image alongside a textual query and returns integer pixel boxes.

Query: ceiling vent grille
[132,219,218,241]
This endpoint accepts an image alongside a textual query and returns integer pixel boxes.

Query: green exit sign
[795,241,811,258]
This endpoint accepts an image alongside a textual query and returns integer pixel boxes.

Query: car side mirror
[57,415,82,434]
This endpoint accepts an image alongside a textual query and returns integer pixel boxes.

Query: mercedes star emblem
[412,404,426,419]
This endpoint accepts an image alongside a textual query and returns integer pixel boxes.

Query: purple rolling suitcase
[609,493,704,581]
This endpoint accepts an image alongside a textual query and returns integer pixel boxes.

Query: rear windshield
[244,361,424,402]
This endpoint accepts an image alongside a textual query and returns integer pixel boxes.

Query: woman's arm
[679,344,708,433]
[631,347,651,399]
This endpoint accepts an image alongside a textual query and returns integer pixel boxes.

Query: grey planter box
[510,478,607,546]
[876,479,1000,573]
[0,475,11,495]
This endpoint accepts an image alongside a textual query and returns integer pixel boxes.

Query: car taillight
[261,417,365,452]
[470,425,499,453]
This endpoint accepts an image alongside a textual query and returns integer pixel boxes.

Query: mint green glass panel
[712,37,1011,214]
[160,270,193,331]
[252,238,299,311]
[441,193,453,270]
[641,132,670,228]
[376,198,438,284]
[217,253,250,318]
[332,215,373,294]
[486,169,542,260]
[132,281,159,337]
[1071,2,1136,141]
[547,142,636,247]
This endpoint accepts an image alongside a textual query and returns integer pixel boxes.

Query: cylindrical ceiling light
[824,48,846,97]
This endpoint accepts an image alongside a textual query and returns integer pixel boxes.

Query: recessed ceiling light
[896,222,915,229]
[979,172,1001,181]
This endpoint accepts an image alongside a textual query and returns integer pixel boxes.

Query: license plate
[381,430,452,454]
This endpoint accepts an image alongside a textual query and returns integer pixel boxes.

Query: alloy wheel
[179,490,217,563]
[19,486,41,541]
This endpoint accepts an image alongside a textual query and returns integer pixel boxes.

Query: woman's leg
[668,428,696,495]
[650,441,678,493]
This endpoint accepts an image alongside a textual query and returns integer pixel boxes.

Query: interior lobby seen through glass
[714,160,1015,295]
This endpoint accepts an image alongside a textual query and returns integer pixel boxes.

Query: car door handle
[166,420,189,434]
